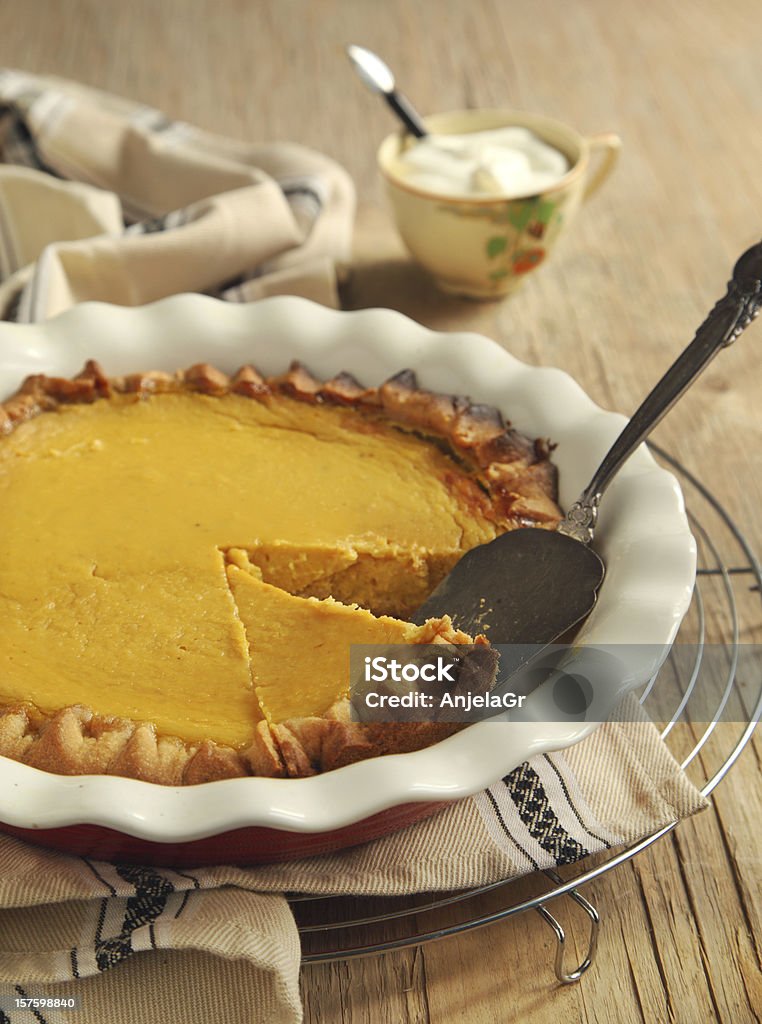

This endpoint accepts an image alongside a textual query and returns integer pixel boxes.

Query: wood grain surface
[0,1,759,1021]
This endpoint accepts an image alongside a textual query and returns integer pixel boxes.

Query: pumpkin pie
[0,359,561,784]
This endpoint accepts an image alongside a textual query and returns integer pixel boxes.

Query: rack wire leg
[535,875,600,984]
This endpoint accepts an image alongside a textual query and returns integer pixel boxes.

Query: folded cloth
[0,69,355,320]
[0,697,706,1024]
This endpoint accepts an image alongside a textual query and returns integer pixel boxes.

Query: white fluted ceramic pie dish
[0,296,696,864]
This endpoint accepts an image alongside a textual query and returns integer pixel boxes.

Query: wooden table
[1,1,760,1020]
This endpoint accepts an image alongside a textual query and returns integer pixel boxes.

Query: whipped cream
[396,127,569,197]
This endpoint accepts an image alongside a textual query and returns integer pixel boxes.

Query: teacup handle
[583,132,622,201]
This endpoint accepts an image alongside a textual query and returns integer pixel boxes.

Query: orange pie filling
[0,362,561,782]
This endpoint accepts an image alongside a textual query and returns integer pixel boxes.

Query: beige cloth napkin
[0,699,706,1024]
[0,72,707,1024]
[0,69,355,320]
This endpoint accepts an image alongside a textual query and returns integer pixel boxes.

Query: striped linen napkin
[0,699,705,1024]
[0,72,707,1024]
[0,69,354,321]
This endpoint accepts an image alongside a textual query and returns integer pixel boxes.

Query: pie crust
[0,359,561,784]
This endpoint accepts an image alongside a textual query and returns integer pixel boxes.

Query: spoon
[413,241,762,655]
[346,44,428,139]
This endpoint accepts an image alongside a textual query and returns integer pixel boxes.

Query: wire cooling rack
[289,445,762,982]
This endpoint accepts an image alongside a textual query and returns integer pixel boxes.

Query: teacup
[378,109,621,299]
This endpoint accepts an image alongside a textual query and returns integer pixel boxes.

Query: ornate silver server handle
[559,241,762,544]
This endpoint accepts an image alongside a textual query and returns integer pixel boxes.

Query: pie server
[413,241,762,655]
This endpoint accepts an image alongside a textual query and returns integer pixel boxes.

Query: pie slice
[0,360,561,783]
[226,554,479,778]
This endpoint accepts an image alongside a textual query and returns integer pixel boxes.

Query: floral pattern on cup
[438,193,565,290]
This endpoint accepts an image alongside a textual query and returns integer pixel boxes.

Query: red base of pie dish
[0,801,446,866]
